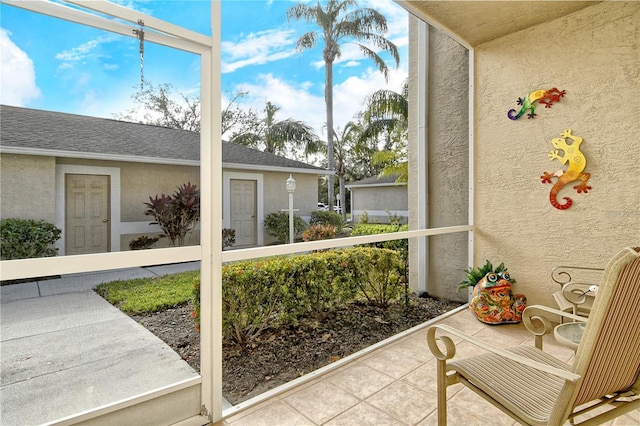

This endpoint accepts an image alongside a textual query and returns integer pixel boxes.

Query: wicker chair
[426,246,640,425]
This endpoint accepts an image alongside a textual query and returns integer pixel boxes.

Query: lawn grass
[95,270,199,314]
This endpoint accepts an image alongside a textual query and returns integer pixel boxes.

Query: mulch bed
[129,295,463,405]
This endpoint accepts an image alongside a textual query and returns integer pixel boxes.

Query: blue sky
[1,0,408,141]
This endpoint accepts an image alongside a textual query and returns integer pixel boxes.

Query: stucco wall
[474,2,640,306]
[119,162,200,222]
[0,154,56,222]
[351,185,408,224]
[408,17,470,302]
[260,171,319,245]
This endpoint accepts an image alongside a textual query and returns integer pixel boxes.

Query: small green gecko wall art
[508,87,566,120]
[540,129,591,210]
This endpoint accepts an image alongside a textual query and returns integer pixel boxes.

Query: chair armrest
[523,305,587,349]
[524,305,588,325]
[427,324,581,383]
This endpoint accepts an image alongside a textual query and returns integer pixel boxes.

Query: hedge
[193,247,404,344]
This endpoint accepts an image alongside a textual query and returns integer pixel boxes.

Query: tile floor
[222,308,640,426]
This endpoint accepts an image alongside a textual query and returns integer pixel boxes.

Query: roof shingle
[0,105,324,171]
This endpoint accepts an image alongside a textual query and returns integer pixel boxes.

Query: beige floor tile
[417,387,514,426]
[386,334,434,363]
[224,400,315,426]
[323,402,405,426]
[439,310,485,334]
[473,323,530,347]
[366,380,436,425]
[360,346,425,379]
[326,364,395,399]
[283,381,359,425]
[401,360,463,397]
[610,408,640,425]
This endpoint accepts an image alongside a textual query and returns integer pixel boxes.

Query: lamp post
[286,174,296,244]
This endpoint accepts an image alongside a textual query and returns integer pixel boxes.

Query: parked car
[317,203,328,211]
[333,205,342,214]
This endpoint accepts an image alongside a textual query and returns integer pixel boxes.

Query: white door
[230,179,257,247]
[65,174,110,255]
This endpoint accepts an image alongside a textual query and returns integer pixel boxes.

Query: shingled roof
[0,105,325,173]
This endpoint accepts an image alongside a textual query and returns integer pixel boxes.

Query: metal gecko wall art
[540,129,591,210]
[507,87,566,120]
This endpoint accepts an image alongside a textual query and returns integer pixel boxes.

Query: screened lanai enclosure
[0,0,472,424]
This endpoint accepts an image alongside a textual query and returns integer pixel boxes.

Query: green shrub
[129,235,161,250]
[351,223,409,286]
[350,248,404,306]
[302,224,337,241]
[351,224,408,253]
[192,247,404,344]
[221,258,289,344]
[310,210,343,233]
[358,210,369,224]
[0,218,62,260]
[264,212,307,244]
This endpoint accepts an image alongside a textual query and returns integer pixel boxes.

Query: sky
[1,0,409,144]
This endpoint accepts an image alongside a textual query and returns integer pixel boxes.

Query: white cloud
[0,28,41,106]
[230,63,407,142]
[234,73,326,137]
[55,33,120,70]
[222,29,297,73]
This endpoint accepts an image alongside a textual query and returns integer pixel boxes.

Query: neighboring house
[0,105,326,254]
[347,175,407,224]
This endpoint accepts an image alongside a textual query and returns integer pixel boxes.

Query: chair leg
[436,359,448,426]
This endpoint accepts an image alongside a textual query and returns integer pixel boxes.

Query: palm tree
[287,0,400,210]
[230,101,320,158]
[333,122,363,220]
[359,80,409,182]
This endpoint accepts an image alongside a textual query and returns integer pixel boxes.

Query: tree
[333,122,362,220]
[230,101,320,158]
[114,82,201,131]
[359,80,409,182]
[114,83,259,139]
[287,0,400,210]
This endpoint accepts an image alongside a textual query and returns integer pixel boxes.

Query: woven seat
[427,246,640,426]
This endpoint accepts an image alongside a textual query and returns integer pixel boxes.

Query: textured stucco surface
[408,18,470,302]
[261,171,318,245]
[351,186,408,224]
[473,2,640,306]
[0,154,56,222]
[2,154,320,251]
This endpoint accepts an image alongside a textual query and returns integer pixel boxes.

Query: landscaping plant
[0,218,61,260]
[191,247,404,344]
[302,224,337,242]
[263,211,307,244]
[309,210,343,233]
[144,182,200,247]
[128,235,161,250]
[458,260,515,291]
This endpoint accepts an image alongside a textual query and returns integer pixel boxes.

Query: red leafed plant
[145,182,200,247]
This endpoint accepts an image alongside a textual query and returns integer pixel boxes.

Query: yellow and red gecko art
[541,129,591,210]
[508,87,565,120]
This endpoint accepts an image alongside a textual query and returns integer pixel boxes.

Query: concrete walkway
[1,262,201,426]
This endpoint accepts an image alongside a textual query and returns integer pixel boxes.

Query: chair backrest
[550,247,640,424]
[554,246,640,421]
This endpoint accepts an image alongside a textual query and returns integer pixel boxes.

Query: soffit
[397,1,600,47]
